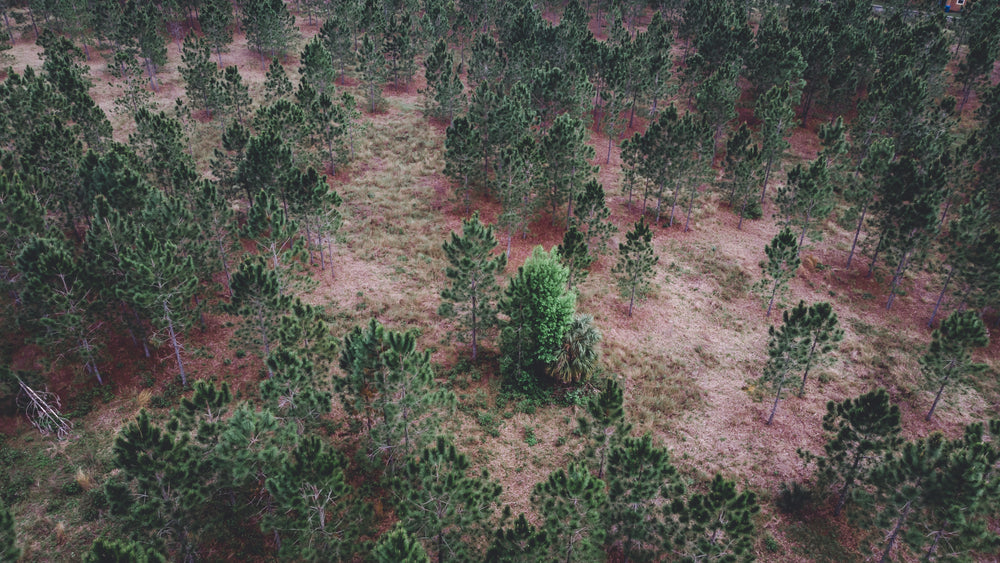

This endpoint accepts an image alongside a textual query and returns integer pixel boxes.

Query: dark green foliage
[83,537,165,563]
[242,189,303,294]
[227,256,292,377]
[776,158,833,253]
[613,219,658,317]
[264,435,356,560]
[761,301,809,425]
[130,108,196,192]
[759,227,800,318]
[357,33,386,112]
[336,319,455,466]
[486,510,549,562]
[577,378,629,478]
[557,226,594,291]
[721,123,762,229]
[800,389,902,516]
[794,301,844,396]
[571,180,617,257]
[499,246,576,394]
[0,500,19,563]
[605,433,683,562]
[531,462,607,562]
[261,348,332,425]
[180,34,223,119]
[372,525,431,563]
[319,13,356,83]
[211,121,249,200]
[443,116,480,213]
[263,57,294,102]
[672,473,760,561]
[199,0,234,65]
[384,12,416,88]
[756,82,798,204]
[438,212,506,361]
[393,435,502,561]
[299,36,337,96]
[539,113,594,227]
[242,0,299,68]
[921,310,989,421]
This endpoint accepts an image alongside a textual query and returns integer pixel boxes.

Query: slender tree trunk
[766,280,780,318]
[760,157,774,204]
[926,377,949,421]
[846,198,869,269]
[766,372,785,424]
[799,338,819,396]
[928,266,954,327]
[879,500,912,563]
[684,186,696,232]
[886,245,912,310]
[738,194,749,230]
[164,302,187,387]
[471,290,478,361]
[835,452,864,517]
[628,272,637,317]
[668,182,681,227]
[259,306,274,379]
[867,232,884,278]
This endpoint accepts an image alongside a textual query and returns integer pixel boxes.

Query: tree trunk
[846,198,869,269]
[878,500,912,563]
[886,246,911,311]
[928,266,954,327]
[799,338,820,396]
[766,280,779,318]
[738,195,749,230]
[925,529,944,561]
[766,372,785,425]
[164,302,187,387]
[760,156,774,204]
[926,378,949,421]
[867,232,884,278]
[628,272,637,317]
[471,290,478,361]
[834,451,864,517]
[684,186,696,232]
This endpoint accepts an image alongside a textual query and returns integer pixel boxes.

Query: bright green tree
[438,212,507,361]
[612,219,658,318]
[921,310,990,421]
[550,314,601,384]
[498,246,576,393]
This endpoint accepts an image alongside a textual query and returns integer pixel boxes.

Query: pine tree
[921,310,989,421]
[498,246,576,393]
[799,388,903,516]
[83,537,166,563]
[299,36,337,97]
[211,121,249,201]
[261,347,332,427]
[319,12,356,83]
[384,12,416,88]
[438,212,506,362]
[17,235,105,384]
[336,319,456,466]
[443,117,480,214]
[612,219,658,318]
[721,123,762,229]
[393,435,502,561]
[775,158,833,253]
[0,500,19,563]
[199,0,234,66]
[130,108,197,193]
[242,0,299,68]
[795,301,844,396]
[761,302,809,425]
[227,256,292,378]
[577,378,629,479]
[605,432,683,561]
[756,82,798,204]
[759,227,800,318]
[242,189,304,294]
[264,434,356,560]
[220,66,252,125]
[694,61,740,163]
[372,525,431,563]
[672,473,760,561]
[531,462,607,563]
[556,226,594,290]
[485,510,549,562]
[263,57,294,102]
[571,180,617,257]
[748,8,806,97]
[845,137,894,270]
[180,33,223,120]
[118,227,199,387]
[539,113,594,227]
[357,33,386,113]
